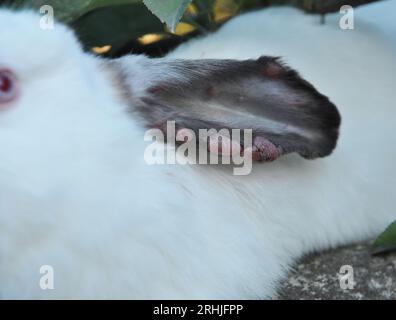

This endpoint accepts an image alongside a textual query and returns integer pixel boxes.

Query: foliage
[0,0,383,56]
[143,0,192,32]
[373,220,396,255]
[0,0,270,56]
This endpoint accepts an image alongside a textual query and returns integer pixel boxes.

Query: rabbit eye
[0,69,18,105]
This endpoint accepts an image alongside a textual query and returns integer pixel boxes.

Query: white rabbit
[0,1,395,299]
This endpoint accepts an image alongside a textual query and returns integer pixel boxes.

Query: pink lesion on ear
[207,132,281,162]
[260,62,283,78]
[148,85,166,95]
[250,136,281,162]
[208,133,241,156]
[206,85,216,99]
[161,125,282,162]
[149,107,283,161]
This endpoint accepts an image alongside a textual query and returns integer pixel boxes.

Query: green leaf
[372,220,396,255]
[72,3,164,56]
[143,0,192,32]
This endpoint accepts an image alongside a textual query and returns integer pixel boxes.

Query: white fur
[0,1,395,299]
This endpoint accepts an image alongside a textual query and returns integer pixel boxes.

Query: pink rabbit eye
[0,69,18,105]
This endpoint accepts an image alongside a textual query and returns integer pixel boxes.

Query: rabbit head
[0,9,150,220]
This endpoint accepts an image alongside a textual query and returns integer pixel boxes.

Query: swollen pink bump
[261,63,282,78]
[148,85,165,94]
[243,147,259,162]
[252,136,281,162]
[208,134,240,156]
[206,86,215,99]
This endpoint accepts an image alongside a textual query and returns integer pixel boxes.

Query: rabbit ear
[112,56,341,161]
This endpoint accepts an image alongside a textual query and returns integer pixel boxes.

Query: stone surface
[278,241,396,300]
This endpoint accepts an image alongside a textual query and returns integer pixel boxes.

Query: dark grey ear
[113,56,341,161]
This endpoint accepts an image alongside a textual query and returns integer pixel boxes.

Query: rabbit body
[0,2,395,299]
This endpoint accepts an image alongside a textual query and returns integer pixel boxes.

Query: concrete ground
[278,241,396,300]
